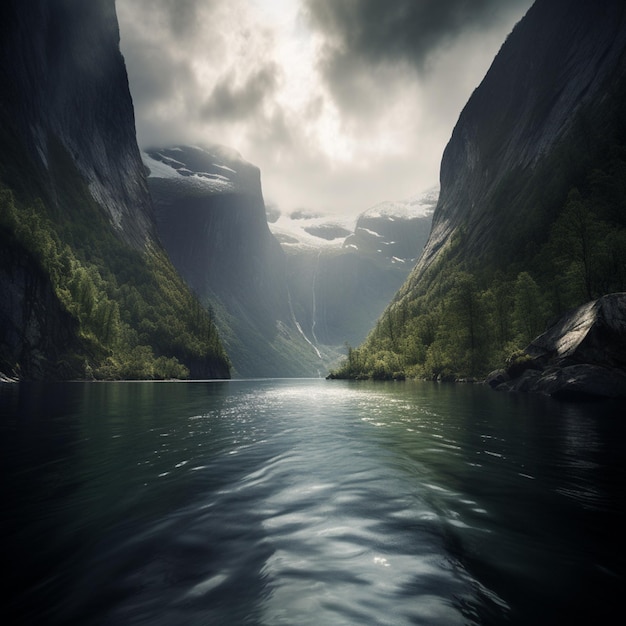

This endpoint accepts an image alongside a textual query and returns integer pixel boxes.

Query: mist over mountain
[146,144,436,374]
[276,189,436,349]
[331,0,626,395]
[0,0,229,380]
[144,145,326,377]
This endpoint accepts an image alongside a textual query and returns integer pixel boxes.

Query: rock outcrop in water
[487,293,626,399]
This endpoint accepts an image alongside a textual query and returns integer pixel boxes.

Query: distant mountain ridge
[279,187,436,349]
[146,145,437,372]
[344,187,437,264]
[144,145,325,377]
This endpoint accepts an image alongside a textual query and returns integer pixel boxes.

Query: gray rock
[485,369,510,388]
[526,293,626,369]
[496,294,626,400]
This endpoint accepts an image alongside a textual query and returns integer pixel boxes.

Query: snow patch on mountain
[356,227,384,238]
[362,186,439,221]
[269,186,439,252]
[270,212,355,250]
[142,149,236,194]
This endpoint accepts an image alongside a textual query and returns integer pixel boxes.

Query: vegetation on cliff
[329,0,626,383]
[329,137,626,381]
[0,158,230,380]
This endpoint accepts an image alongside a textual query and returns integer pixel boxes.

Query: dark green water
[0,379,624,625]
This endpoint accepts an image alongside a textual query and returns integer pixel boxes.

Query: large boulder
[489,293,626,399]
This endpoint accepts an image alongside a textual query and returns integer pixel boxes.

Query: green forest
[0,142,230,380]
[330,141,626,382]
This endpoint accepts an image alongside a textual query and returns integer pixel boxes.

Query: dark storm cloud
[201,64,281,121]
[305,0,532,114]
[130,0,211,37]
[119,31,195,108]
[117,0,534,216]
[306,0,531,69]
[159,0,206,36]
[117,0,209,109]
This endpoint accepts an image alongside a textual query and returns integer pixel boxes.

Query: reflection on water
[0,379,624,625]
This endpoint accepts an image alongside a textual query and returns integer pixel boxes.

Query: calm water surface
[0,379,624,625]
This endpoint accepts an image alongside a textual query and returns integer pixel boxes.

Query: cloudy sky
[116,0,533,218]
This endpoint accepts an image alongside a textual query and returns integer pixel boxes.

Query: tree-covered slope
[330,0,626,381]
[0,0,230,380]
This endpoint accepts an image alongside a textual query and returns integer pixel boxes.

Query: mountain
[344,188,437,263]
[413,0,626,280]
[145,144,436,375]
[144,145,325,377]
[0,0,229,380]
[274,188,436,349]
[0,0,153,248]
[330,0,626,383]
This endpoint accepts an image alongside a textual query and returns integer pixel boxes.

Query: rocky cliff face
[0,0,229,380]
[0,0,155,247]
[413,0,626,281]
[145,145,323,377]
[0,236,85,380]
[145,146,283,318]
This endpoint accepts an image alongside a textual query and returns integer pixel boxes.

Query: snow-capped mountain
[267,186,438,258]
[273,186,438,349]
[143,144,325,378]
[143,145,261,196]
[144,143,439,365]
[343,186,438,264]
[358,186,439,221]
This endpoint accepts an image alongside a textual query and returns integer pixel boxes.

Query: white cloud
[116,0,533,218]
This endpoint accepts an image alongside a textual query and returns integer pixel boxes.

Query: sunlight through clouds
[117,0,533,217]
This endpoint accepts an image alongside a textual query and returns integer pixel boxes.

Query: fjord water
[1,380,624,625]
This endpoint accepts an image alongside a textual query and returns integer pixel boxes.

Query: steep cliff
[0,0,154,247]
[331,0,626,382]
[0,233,85,380]
[412,0,626,281]
[145,145,323,377]
[0,0,229,380]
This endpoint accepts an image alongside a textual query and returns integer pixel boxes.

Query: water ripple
[2,379,624,625]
